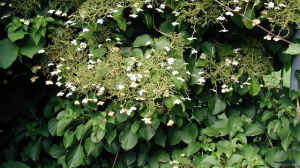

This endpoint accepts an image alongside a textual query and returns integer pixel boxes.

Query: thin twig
[152,15,173,38]
[112,151,119,168]
[214,0,293,44]
[243,0,251,16]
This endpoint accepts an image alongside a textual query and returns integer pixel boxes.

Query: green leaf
[48,118,58,136]
[182,123,198,144]
[184,141,201,156]
[154,37,170,50]
[133,34,153,47]
[284,43,300,55]
[64,130,75,148]
[294,151,300,166]
[201,155,221,166]
[242,9,256,29]
[106,129,117,144]
[57,119,73,136]
[249,78,261,96]
[245,123,264,136]
[144,13,153,29]
[91,128,106,143]
[228,154,243,166]
[48,144,65,159]
[168,129,182,146]
[0,161,30,168]
[68,145,84,168]
[131,121,141,133]
[113,8,127,31]
[154,129,167,147]
[119,130,138,151]
[159,20,175,34]
[139,125,156,141]
[201,42,215,58]
[0,39,19,69]
[8,30,27,42]
[28,141,41,161]
[153,150,170,163]
[85,137,96,156]
[20,38,45,58]
[208,96,226,115]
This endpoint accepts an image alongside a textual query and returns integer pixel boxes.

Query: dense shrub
[1,0,300,168]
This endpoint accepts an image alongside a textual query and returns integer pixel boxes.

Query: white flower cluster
[48,9,67,17]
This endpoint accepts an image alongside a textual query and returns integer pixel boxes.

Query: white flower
[127,106,137,115]
[177,77,185,82]
[56,82,62,87]
[82,28,89,32]
[0,2,6,6]
[265,2,274,8]
[155,8,164,13]
[80,42,87,48]
[233,0,239,3]
[187,36,197,41]
[167,120,174,127]
[172,11,180,16]
[172,21,179,26]
[197,77,206,84]
[222,84,227,89]
[65,20,73,24]
[279,3,286,8]
[112,9,119,13]
[216,16,226,21]
[23,20,30,25]
[82,98,88,104]
[225,11,234,16]
[160,3,166,9]
[45,80,53,85]
[252,19,261,26]
[55,10,62,16]
[108,111,115,116]
[142,117,152,124]
[48,9,55,14]
[164,46,170,52]
[120,108,127,114]
[147,4,153,8]
[38,49,45,54]
[219,29,229,33]
[57,91,64,97]
[97,101,105,106]
[74,100,80,105]
[167,58,176,65]
[174,99,181,105]
[200,53,207,59]
[172,71,179,75]
[62,13,67,17]
[97,18,104,24]
[129,14,138,18]
[138,89,147,96]
[232,60,239,66]
[273,37,281,41]
[66,92,73,97]
[130,82,138,88]
[233,7,242,12]
[145,54,152,59]
[118,84,125,90]
[145,41,152,45]
[191,49,198,54]
[264,35,272,40]
[136,8,144,12]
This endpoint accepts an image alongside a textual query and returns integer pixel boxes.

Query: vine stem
[213,0,293,44]
[112,151,119,168]
[243,0,251,16]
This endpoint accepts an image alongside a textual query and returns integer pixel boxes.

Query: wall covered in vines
[1,0,300,168]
